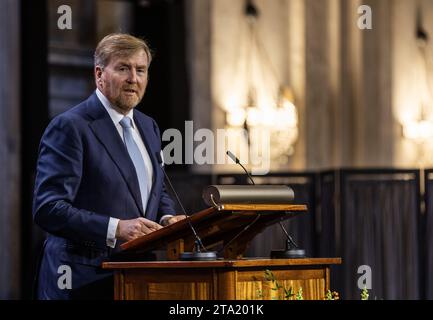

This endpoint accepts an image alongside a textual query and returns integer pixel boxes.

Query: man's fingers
[166,215,187,225]
[138,217,162,230]
[175,215,187,222]
[152,223,163,230]
[135,218,161,234]
[140,224,153,234]
[118,218,163,241]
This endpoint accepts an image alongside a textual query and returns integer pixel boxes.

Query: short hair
[94,33,152,68]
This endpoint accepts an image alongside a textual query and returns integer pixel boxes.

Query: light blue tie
[119,116,149,213]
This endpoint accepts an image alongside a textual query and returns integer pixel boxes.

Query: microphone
[226,150,306,258]
[226,151,255,185]
[156,152,217,261]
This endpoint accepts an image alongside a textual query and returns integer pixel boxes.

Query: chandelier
[402,9,433,142]
[223,0,298,167]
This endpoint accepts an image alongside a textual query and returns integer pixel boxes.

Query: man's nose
[127,69,138,83]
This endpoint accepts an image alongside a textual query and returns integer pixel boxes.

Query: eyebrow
[117,62,148,69]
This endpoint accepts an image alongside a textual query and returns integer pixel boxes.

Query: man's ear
[95,66,104,87]
[95,66,102,78]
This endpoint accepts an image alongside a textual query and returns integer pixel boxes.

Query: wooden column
[0,0,21,299]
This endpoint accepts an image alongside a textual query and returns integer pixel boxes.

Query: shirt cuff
[107,217,120,248]
[160,214,174,226]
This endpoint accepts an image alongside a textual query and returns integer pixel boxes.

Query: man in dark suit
[32,33,184,299]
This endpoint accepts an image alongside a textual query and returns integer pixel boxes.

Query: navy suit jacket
[32,92,175,299]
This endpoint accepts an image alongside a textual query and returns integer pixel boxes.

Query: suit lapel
[86,94,145,216]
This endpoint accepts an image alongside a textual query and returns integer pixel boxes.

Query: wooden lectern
[102,204,341,300]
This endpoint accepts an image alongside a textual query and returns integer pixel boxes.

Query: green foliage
[258,269,371,300]
[284,287,295,300]
[264,269,275,282]
[263,269,296,300]
[324,290,340,300]
[361,287,369,300]
[259,270,370,301]
[295,287,303,300]
[256,288,263,299]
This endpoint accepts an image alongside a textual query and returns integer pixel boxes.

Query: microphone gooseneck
[225,151,255,185]
[157,152,217,260]
[226,150,305,258]
[277,217,300,249]
[160,167,206,252]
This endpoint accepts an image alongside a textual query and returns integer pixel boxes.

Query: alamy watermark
[57,264,72,290]
[57,5,72,30]
[57,4,372,31]
[162,121,271,175]
[357,265,372,290]
[358,5,372,30]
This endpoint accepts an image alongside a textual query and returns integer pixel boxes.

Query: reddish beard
[115,91,142,111]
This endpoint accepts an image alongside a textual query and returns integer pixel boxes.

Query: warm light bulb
[246,107,261,127]
[226,108,246,127]
[403,120,433,140]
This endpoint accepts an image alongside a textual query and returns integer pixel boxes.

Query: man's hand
[116,217,162,242]
[164,215,187,226]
